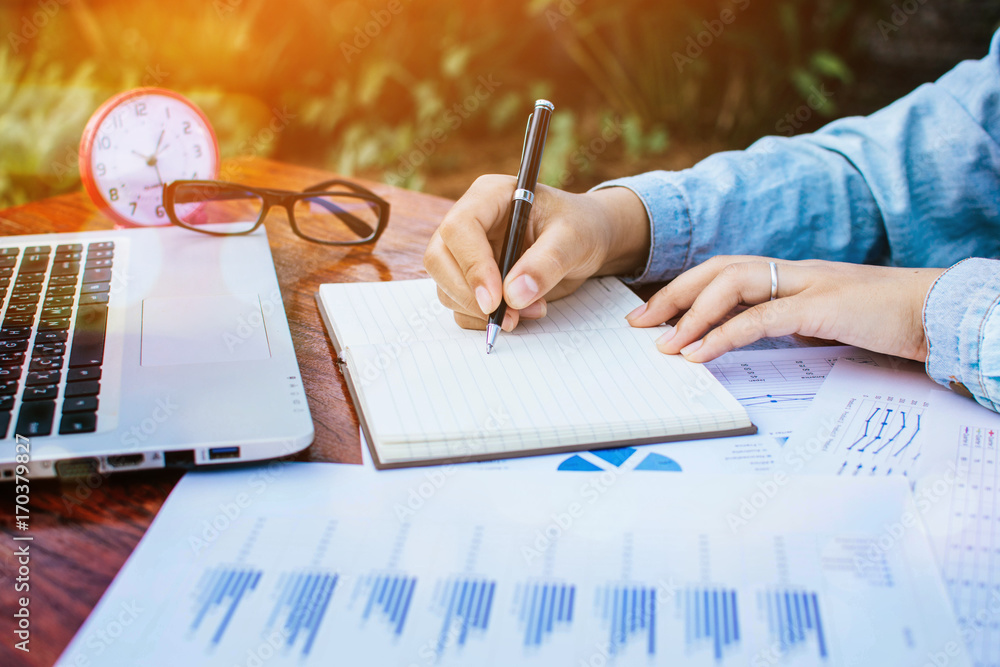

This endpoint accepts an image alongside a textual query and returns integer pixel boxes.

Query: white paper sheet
[782,359,1000,665]
[59,464,966,667]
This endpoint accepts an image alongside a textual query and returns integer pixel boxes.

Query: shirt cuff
[923,257,1000,412]
[589,171,693,284]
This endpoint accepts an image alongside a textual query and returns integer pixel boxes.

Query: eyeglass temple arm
[305,197,375,237]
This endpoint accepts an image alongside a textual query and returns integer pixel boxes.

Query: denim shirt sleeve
[924,258,1000,413]
[593,29,1000,284]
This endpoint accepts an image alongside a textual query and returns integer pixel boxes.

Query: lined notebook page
[318,277,643,351]
[319,277,750,464]
[344,334,747,463]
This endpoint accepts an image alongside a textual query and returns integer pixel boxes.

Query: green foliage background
[0,0,957,207]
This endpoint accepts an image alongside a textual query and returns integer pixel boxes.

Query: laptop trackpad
[141,295,272,367]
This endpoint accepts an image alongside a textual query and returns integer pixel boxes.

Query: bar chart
[681,587,741,662]
[359,573,418,638]
[266,571,338,658]
[190,566,263,647]
[597,584,657,657]
[433,577,497,656]
[760,589,828,660]
[515,581,576,649]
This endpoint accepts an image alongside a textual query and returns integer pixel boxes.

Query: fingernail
[507,274,539,309]
[680,339,704,357]
[520,300,547,319]
[475,286,492,315]
[502,312,515,331]
[655,325,676,346]
[626,303,647,321]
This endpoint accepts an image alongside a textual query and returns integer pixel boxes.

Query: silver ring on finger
[768,261,778,301]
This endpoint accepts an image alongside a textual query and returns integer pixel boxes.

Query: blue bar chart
[266,571,338,657]
[761,589,828,660]
[434,577,497,656]
[360,573,418,637]
[516,582,576,649]
[682,587,740,661]
[190,566,263,647]
[598,584,656,656]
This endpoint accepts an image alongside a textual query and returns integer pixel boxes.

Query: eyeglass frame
[162,179,391,246]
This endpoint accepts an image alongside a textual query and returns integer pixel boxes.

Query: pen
[486,99,554,354]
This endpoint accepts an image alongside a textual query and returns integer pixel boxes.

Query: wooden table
[0,157,454,666]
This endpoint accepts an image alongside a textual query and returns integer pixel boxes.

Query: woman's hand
[424,176,649,330]
[626,256,947,362]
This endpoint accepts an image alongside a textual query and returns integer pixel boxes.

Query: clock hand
[153,162,164,187]
[153,130,165,155]
[132,149,150,160]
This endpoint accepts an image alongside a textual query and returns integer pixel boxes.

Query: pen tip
[486,344,493,355]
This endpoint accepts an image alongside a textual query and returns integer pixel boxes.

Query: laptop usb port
[208,446,241,461]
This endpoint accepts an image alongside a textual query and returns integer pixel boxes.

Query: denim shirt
[595,29,1000,412]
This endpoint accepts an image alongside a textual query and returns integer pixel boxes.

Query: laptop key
[59,412,97,435]
[6,304,36,317]
[0,379,18,395]
[0,352,24,364]
[22,385,57,401]
[87,249,113,260]
[32,343,65,357]
[63,396,98,413]
[57,244,84,254]
[15,400,55,436]
[24,246,51,255]
[0,327,31,340]
[4,316,34,327]
[0,396,13,411]
[50,261,80,277]
[44,296,74,308]
[35,331,68,344]
[29,356,62,372]
[90,242,114,251]
[0,256,16,269]
[69,305,107,368]
[83,268,111,284]
[42,306,73,320]
[67,367,101,382]
[26,370,59,386]
[0,411,9,438]
[19,256,50,273]
[10,293,40,305]
[79,293,109,305]
[38,319,71,332]
[0,340,28,353]
[0,248,19,256]
[81,282,110,295]
[48,275,78,287]
[85,258,113,270]
[46,285,75,297]
[65,381,99,397]
[0,367,20,381]
[54,252,82,262]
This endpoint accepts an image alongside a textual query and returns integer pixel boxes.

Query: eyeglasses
[162,179,390,245]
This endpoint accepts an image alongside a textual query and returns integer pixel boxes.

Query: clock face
[80,89,219,226]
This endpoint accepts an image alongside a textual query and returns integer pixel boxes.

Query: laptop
[0,225,314,480]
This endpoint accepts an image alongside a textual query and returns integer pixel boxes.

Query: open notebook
[317,278,755,468]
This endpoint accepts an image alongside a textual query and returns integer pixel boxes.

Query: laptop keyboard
[0,242,113,438]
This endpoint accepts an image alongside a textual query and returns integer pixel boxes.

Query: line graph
[830,396,927,477]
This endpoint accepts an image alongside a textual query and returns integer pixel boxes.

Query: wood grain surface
[0,157,455,666]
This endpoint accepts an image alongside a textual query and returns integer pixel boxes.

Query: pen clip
[515,112,533,183]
